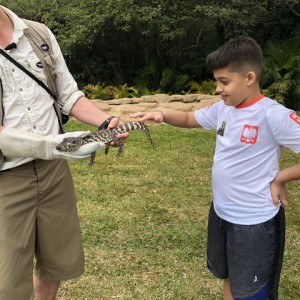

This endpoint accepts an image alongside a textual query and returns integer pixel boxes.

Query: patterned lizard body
[56,121,154,166]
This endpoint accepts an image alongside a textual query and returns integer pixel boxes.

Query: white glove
[0,128,106,161]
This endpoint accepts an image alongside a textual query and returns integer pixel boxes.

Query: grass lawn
[58,121,300,299]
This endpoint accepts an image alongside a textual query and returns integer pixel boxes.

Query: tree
[1,0,299,93]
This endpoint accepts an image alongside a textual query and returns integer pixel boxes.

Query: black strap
[0,48,57,101]
[0,79,3,125]
[98,115,115,130]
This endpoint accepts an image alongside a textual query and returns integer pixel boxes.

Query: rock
[90,94,220,121]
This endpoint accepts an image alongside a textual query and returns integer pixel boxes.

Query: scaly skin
[56,121,154,166]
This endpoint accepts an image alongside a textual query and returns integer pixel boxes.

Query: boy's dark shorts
[207,203,285,300]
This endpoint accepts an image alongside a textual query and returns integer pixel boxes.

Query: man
[0,5,127,299]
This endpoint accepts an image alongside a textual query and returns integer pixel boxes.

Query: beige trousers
[0,159,84,300]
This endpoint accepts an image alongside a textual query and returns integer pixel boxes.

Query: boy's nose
[215,85,222,94]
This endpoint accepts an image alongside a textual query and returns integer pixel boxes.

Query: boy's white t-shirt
[194,96,300,225]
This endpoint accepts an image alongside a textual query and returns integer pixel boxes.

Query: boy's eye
[220,80,229,85]
[215,78,230,85]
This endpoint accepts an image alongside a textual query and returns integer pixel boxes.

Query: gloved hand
[0,128,106,160]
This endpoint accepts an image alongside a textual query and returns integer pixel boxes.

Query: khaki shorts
[0,159,84,299]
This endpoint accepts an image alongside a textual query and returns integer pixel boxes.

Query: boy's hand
[130,111,165,123]
[270,178,288,208]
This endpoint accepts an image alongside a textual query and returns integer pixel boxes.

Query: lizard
[55,121,154,166]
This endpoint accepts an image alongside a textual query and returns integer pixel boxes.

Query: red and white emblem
[240,125,259,144]
[289,112,300,125]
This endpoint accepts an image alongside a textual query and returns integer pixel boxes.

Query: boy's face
[213,68,257,107]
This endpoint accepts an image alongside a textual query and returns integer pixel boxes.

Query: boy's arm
[276,164,300,182]
[271,163,300,207]
[130,110,200,128]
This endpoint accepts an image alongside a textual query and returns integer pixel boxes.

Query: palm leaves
[82,83,139,100]
[82,83,112,100]
[187,80,216,95]
[261,37,300,109]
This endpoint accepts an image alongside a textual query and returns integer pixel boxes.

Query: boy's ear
[246,71,257,86]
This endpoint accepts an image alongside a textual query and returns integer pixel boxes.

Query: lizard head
[56,137,82,152]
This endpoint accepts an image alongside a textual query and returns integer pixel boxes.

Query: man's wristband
[98,116,115,130]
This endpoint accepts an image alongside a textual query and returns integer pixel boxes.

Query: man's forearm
[70,96,113,128]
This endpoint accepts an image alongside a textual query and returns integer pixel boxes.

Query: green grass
[58,121,300,299]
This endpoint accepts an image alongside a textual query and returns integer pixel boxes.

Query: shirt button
[12,68,15,72]
[28,107,31,111]
[19,88,23,91]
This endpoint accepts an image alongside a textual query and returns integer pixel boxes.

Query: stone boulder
[91,94,220,121]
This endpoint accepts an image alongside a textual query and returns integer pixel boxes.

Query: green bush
[187,80,216,95]
[261,37,300,110]
[82,83,139,100]
[82,84,113,100]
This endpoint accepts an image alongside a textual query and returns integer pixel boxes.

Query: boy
[130,36,300,299]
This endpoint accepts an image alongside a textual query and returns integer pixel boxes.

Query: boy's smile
[213,68,260,107]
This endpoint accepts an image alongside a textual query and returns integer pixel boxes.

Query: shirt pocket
[26,57,47,82]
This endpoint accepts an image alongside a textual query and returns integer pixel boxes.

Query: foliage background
[1,0,299,107]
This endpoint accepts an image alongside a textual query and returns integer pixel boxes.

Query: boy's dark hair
[206,36,263,78]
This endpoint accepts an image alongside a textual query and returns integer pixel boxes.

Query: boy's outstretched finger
[129,112,148,121]
[130,111,164,123]
[130,112,144,118]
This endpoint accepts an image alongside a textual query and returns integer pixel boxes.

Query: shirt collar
[235,94,265,109]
